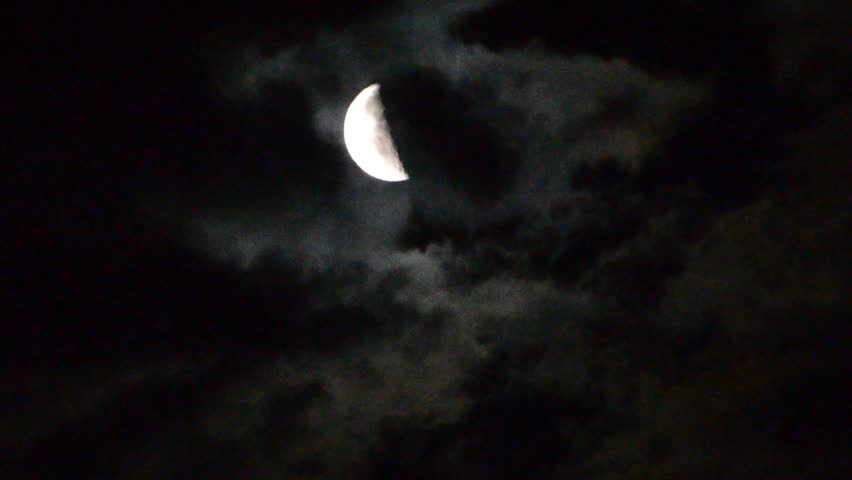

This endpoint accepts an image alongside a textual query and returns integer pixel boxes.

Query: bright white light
[343,83,409,182]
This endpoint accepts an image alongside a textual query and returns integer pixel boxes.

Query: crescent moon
[343,83,409,182]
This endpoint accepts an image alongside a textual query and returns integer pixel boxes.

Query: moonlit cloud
[105,1,848,478]
[9,0,848,478]
[192,0,703,269]
[154,7,708,467]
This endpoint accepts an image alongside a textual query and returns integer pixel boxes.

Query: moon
[343,83,409,182]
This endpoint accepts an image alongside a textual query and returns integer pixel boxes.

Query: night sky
[6,1,852,478]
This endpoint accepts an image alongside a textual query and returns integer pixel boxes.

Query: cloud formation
[190,0,702,267]
[12,1,847,478]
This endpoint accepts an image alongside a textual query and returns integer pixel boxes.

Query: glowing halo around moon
[343,83,409,182]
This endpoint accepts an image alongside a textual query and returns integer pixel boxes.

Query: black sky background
[5,1,852,478]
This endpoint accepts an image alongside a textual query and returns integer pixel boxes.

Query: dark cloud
[451,0,775,79]
[381,68,519,206]
[5,1,850,478]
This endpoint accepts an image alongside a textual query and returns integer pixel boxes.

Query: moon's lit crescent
[343,83,409,182]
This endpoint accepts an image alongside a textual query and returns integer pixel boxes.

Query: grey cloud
[132,6,704,474]
[121,1,842,478]
[189,250,601,475]
[193,0,703,270]
[10,1,848,478]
